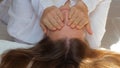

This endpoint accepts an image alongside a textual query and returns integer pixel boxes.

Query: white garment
[0,0,11,23]
[0,0,112,48]
[0,40,33,63]
[0,40,33,55]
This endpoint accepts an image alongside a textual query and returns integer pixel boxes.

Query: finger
[71,17,81,28]
[55,11,64,26]
[68,11,78,26]
[44,19,56,31]
[48,15,62,30]
[40,23,47,33]
[56,9,64,21]
[68,9,78,26]
[76,18,88,30]
[71,10,78,21]
[85,23,93,35]
[68,7,75,19]
[54,15,64,27]
[68,18,74,26]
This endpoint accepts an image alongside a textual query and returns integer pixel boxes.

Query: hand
[59,0,70,21]
[40,6,64,33]
[68,1,93,35]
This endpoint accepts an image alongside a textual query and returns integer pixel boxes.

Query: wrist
[76,0,88,13]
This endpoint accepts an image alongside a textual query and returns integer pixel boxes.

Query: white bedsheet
[0,39,120,54]
[0,40,33,55]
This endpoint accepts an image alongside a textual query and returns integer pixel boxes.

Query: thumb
[64,0,70,7]
[40,23,47,34]
[85,23,93,35]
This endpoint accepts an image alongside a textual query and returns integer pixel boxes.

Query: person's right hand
[40,6,64,33]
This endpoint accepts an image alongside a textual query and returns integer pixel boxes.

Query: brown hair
[1,36,120,68]
[0,0,3,3]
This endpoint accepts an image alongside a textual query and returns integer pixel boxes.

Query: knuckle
[55,16,58,19]
[53,21,57,25]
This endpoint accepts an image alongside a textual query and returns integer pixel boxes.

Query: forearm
[10,0,34,18]
[76,0,88,12]
[82,0,103,14]
[8,0,43,44]
[39,0,54,10]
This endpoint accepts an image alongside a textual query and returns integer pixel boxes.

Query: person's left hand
[68,1,93,35]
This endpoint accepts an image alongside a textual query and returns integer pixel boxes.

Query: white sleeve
[0,40,33,55]
[7,0,44,44]
[0,0,11,24]
[39,0,54,10]
[83,0,103,14]
[85,0,112,48]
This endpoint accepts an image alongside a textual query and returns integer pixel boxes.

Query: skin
[40,0,93,35]
[69,0,92,35]
[46,8,86,42]
[40,6,64,31]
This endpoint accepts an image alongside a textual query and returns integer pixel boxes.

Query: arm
[82,0,103,14]
[85,0,112,48]
[39,0,54,10]
[7,0,44,44]
[8,0,35,19]
[8,0,65,44]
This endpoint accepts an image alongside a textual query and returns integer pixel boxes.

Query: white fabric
[86,0,112,48]
[0,40,33,55]
[0,0,112,48]
[0,0,11,23]
[0,40,33,63]
[110,39,120,53]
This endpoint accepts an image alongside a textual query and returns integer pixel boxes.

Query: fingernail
[71,25,75,28]
[68,21,71,25]
[61,23,64,27]
[58,26,62,30]
[76,26,81,29]
[68,23,71,26]
[90,31,93,35]
[53,28,56,30]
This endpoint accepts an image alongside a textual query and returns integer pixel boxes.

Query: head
[2,6,120,68]
[27,9,90,68]
[0,34,90,68]
[30,35,90,68]
[1,24,120,68]
[0,8,90,68]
